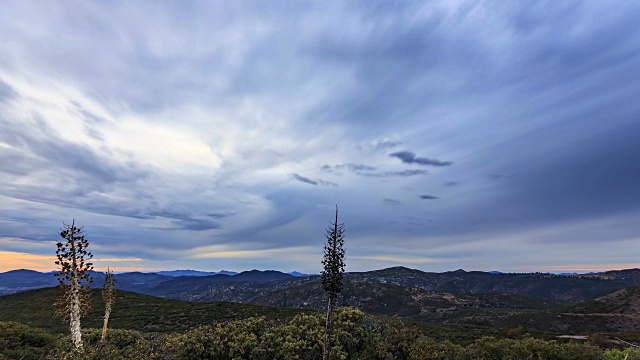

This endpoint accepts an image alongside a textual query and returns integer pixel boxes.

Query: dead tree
[101,267,116,343]
[54,219,93,351]
[321,206,345,360]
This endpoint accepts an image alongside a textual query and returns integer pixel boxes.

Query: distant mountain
[5,266,640,307]
[141,270,297,301]
[0,269,58,295]
[156,270,238,277]
[344,266,639,304]
[0,269,293,295]
[577,268,640,280]
[232,270,294,282]
[217,270,238,276]
[157,270,214,277]
[288,271,311,277]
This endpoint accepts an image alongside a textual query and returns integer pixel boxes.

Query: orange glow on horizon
[0,250,162,273]
[0,251,57,272]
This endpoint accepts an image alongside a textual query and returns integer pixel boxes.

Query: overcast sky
[1,1,639,273]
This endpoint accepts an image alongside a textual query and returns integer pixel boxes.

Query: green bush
[468,336,602,360]
[45,328,159,360]
[167,317,270,359]
[0,321,57,360]
[7,312,640,360]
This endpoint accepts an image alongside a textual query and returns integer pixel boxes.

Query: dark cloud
[390,151,452,167]
[419,195,439,200]
[292,173,336,186]
[444,181,459,187]
[292,173,318,186]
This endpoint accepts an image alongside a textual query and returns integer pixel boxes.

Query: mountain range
[4,266,640,335]
[2,267,640,301]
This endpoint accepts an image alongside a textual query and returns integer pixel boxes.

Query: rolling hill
[497,285,640,333]
[0,287,310,334]
[249,280,560,326]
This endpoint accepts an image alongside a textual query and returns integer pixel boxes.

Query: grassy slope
[0,287,311,334]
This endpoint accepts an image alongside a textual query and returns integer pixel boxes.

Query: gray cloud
[147,209,230,231]
[383,198,401,205]
[292,173,317,186]
[337,163,377,172]
[360,169,429,177]
[373,140,401,151]
[0,81,16,102]
[292,173,336,187]
[317,179,338,187]
[390,151,452,167]
[322,163,427,177]
[323,163,377,173]
[419,195,439,200]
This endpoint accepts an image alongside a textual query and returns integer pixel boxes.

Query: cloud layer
[1,1,640,273]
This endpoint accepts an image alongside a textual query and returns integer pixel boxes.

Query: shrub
[0,321,57,360]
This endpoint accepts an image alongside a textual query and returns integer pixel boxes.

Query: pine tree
[321,206,345,360]
[101,267,116,343]
[54,219,93,351]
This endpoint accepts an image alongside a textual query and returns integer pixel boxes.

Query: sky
[1,1,640,274]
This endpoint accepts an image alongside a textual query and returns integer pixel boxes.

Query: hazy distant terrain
[3,266,640,332]
[4,267,640,303]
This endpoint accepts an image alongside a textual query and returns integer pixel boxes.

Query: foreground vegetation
[3,307,640,360]
[4,287,640,359]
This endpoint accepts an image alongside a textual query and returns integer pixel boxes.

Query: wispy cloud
[292,173,337,187]
[390,151,452,167]
[382,198,402,205]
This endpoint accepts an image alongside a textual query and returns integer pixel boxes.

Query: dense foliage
[3,308,640,360]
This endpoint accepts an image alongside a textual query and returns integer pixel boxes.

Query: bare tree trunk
[70,277,83,351]
[323,293,336,360]
[101,307,111,343]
